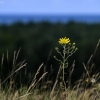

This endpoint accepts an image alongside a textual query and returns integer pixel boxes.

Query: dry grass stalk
[22,63,48,100]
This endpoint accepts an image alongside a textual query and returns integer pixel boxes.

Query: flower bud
[68,43,71,45]
[72,46,75,49]
[75,48,78,51]
[55,47,59,50]
[53,56,56,58]
[72,42,75,45]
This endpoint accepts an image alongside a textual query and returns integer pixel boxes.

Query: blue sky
[0,0,100,15]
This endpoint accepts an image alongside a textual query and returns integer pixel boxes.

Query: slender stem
[62,45,66,91]
[63,63,64,81]
[63,45,66,80]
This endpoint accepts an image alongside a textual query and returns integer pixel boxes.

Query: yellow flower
[58,37,70,44]
[85,78,89,83]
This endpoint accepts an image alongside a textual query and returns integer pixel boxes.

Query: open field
[0,39,100,100]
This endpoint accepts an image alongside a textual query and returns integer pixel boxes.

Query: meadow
[0,39,100,100]
[0,21,100,100]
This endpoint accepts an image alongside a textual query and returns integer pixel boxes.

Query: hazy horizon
[1,14,100,25]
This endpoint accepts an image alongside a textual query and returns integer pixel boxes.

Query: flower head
[85,78,89,83]
[58,37,70,45]
[91,78,96,83]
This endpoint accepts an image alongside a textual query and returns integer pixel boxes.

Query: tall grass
[0,39,100,100]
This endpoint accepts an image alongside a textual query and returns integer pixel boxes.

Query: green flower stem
[63,45,66,81]
[62,44,67,90]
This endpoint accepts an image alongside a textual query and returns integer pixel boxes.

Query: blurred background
[0,0,100,85]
